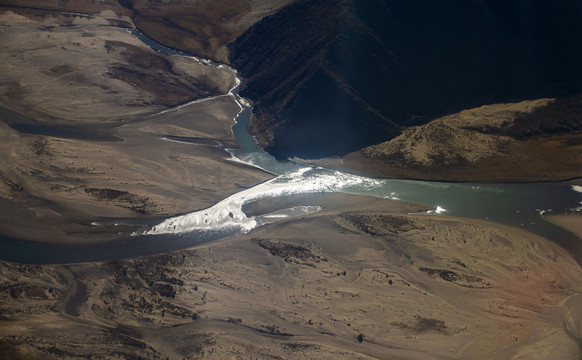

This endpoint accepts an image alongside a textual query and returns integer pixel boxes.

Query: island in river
[1,1,582,359]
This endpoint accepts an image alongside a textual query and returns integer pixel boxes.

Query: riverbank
[1,5,581,359]
[545,214,582,241]
[294,97,582,183]
[0,95,272,244]
[0,10,272,244]
[1,193,580,359]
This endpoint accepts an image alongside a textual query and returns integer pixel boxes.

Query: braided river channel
[1,31,581,264]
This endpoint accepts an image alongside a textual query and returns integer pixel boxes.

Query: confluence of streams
[0,30,580,265]
[133,30,582,242]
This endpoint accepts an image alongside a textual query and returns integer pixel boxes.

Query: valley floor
[0,10,271,244]
[1,194,581,359]
[1,5,582,360]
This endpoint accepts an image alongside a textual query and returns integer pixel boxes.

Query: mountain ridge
[229,0,582,159]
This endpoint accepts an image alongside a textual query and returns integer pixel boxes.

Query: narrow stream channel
[1,30,580,265]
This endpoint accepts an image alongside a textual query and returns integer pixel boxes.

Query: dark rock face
[229,0,582,159]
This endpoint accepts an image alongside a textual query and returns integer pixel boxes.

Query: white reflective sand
[137,167,384,235]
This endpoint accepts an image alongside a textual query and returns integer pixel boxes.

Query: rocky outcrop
[229,0,582,159]
[345,96,582,182]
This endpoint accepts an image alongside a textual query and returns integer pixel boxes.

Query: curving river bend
[1,31,581,264]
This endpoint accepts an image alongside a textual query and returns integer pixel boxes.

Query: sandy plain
[0,0,294,62]
[0,10,272,244]
[1,193,581,359]
[1,4,582,360]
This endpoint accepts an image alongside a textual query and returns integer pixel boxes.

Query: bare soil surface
[0,10,271,244]
[1,0,295,62]
[1,3,581,359]
[0,10,236,124]
[1,193,580,359]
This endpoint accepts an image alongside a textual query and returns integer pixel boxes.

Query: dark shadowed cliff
[229,0,582,159]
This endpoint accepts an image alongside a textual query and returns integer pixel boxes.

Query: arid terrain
[0,9,272,244]
[0,0,293,62]
[302,97,582,181]
[0,0,310,244]
[1,1,582,359]
[229,0,582,165]
[1,194,581,359]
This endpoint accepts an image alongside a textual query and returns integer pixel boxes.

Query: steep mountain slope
[229,0,582,159]
[352,96,582,181]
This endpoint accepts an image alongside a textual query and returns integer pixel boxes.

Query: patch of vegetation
[392,315,448,334]
[44,345,79,357]
[338,213,420,235]
[252,238,327,266]
[84,188,134,201]
[84,188,154,214]
[283,342,319,351]
[419,267,491,288]
[227,317,242,324]
[257,324,293,336]
[153,283,175,298]
[32,138,51,156]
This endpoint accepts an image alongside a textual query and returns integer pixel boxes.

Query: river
[1,31,581,264]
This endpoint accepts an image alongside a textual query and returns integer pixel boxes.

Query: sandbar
[0,193,580,359]
[544,214,582,240]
